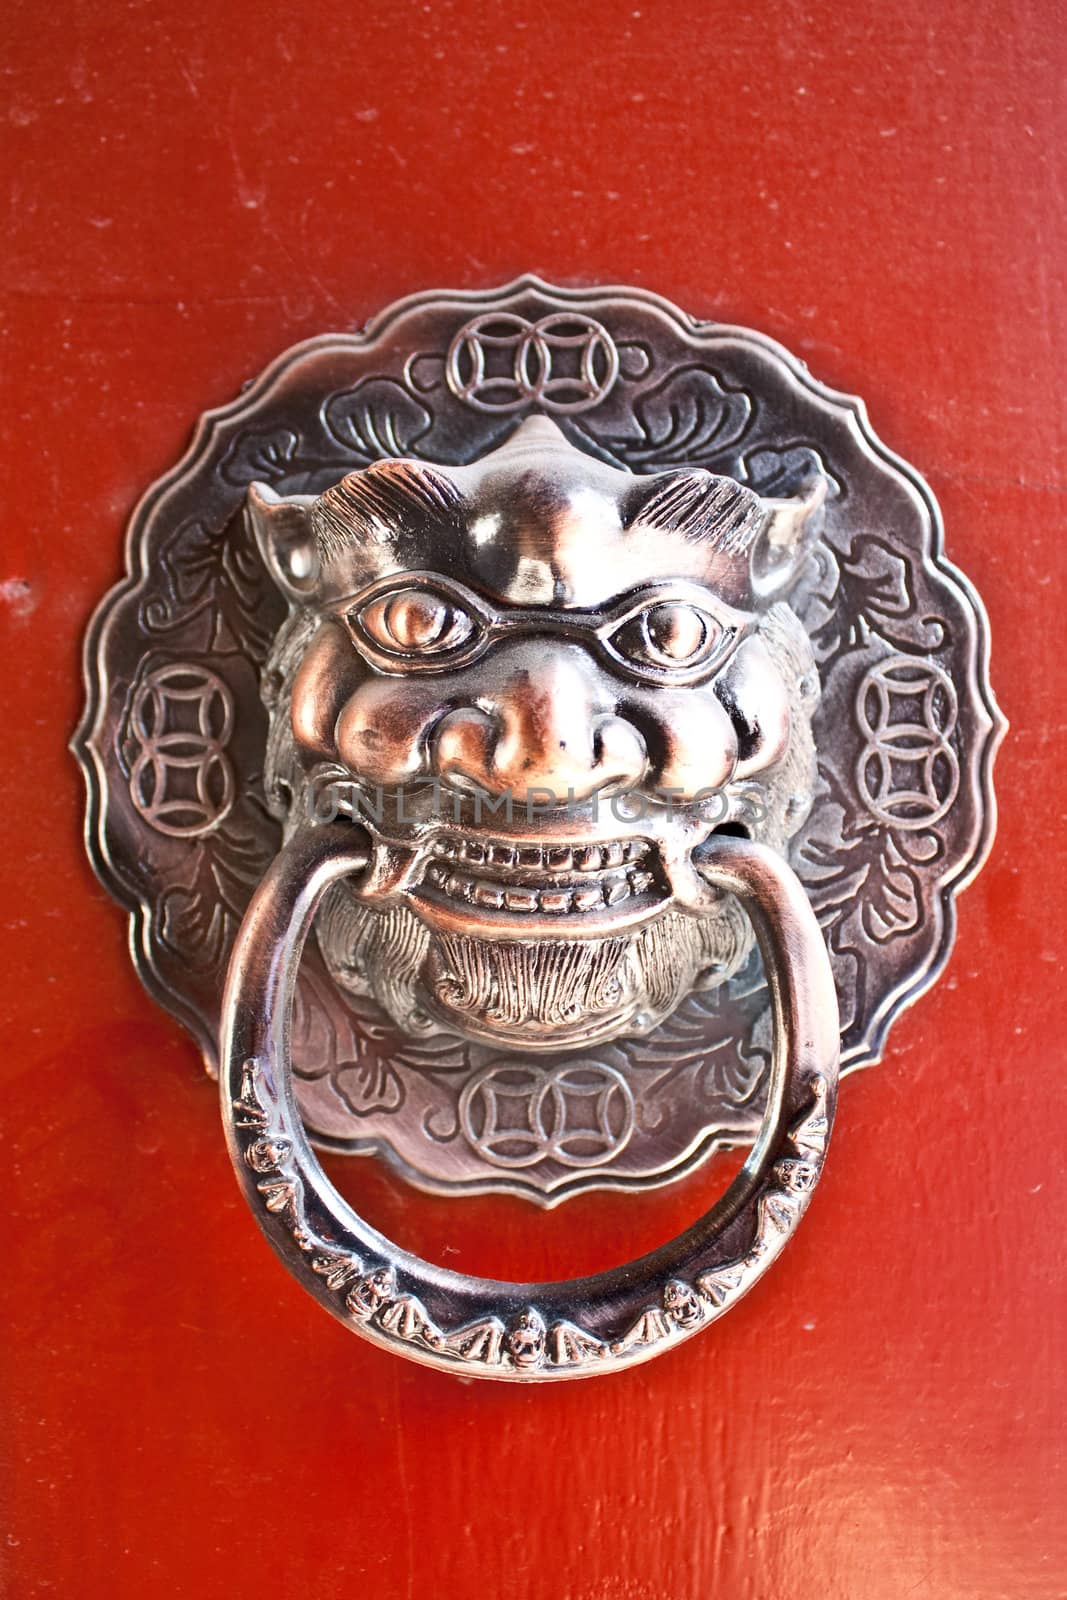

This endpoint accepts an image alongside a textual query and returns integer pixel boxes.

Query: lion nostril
[713,820,751,840]
[592,714,648,793]
[432,707,498,791]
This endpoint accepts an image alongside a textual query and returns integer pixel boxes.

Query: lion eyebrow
[313,461,466,563]
[626,470,765,555]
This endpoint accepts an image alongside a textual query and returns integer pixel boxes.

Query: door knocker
[75,280,1003,1378]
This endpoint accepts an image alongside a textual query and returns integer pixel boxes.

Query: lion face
[250,417,824,1051]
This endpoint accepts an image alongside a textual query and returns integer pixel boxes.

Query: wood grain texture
[1,0,1064,1594]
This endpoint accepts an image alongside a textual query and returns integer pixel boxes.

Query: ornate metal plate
[74,278,1003,1203]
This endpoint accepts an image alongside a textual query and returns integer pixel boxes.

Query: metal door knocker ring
[222,825,837,1378]
[75,280,1003,1377]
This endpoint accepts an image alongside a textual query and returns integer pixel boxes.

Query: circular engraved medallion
[855,657,960,828]
[445,311,619,412]
[126,663,236,837]
[74,278,1004,1204]
[459,1061,635,1169]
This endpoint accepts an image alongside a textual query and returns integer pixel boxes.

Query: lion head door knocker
[76,281,1003,1379]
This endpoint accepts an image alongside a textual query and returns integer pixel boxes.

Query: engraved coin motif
[127,663,236,837]
[856,656,960,828]
[446,311,619,412]
[459,1060,636,1168]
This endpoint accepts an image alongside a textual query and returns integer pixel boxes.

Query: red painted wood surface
[2,2,1064,1595]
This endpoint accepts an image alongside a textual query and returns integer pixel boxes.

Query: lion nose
[432,646,647,804]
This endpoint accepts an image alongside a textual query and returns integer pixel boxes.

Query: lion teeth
[421,834,660,913]
[422,871,661,914]
[538,890,571,914]
[430,835,650,872]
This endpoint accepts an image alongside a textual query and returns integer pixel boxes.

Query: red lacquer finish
[2,1,1064,1594]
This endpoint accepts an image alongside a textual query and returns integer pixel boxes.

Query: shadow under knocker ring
[220,827,839,1380]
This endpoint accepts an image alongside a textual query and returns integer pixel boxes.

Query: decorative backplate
[74,279,1003,1203]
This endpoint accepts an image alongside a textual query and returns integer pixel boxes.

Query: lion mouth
[317,823,754,1050]
[414,832,663,922]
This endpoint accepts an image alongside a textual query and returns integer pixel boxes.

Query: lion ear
[749,474,828,601]
[246,481,320,603]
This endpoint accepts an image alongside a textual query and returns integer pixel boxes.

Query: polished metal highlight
[75,280,1004,1221]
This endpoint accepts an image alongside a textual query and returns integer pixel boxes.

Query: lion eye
[352,586,474,657]
[613,601,724,674]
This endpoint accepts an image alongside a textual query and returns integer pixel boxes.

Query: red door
[3,2,1063,1595]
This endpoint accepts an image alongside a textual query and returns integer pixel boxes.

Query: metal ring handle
[220,825,839,1380]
